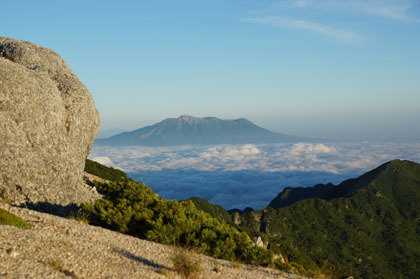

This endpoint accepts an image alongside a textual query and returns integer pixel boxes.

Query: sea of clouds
[90,142,420,210]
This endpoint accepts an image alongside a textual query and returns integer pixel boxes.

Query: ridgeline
[95,115,303,146]
[188,160,420,278]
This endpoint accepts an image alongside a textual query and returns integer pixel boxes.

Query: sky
[2,0,420,141]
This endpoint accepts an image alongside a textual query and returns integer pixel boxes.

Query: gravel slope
[0,202,304,279]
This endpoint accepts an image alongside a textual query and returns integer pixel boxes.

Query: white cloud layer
[90,142,420,210]
[244,16,363,42]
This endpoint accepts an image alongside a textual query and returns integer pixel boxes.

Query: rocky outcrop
[254,236,268,249]
[0,37,100,206]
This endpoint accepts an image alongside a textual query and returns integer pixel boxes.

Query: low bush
[84,159,127,182]
[171,248,201,279]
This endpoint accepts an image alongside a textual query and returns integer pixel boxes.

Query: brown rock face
[0,37,100,206]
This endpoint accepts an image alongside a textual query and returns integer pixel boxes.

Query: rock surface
[0,37,100,206]
[0,202,305,279]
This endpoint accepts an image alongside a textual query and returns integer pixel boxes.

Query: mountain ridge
[188,159,420,278]
[268,159,413,209]
[260,159,420,278]
[95,115,304,146]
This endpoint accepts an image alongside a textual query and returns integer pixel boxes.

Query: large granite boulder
[0,37,101,206]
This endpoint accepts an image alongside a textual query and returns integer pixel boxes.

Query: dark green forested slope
[246,160,420,278]
[268,183,335,209]
[187,197,269,245]
[186,197,233,224]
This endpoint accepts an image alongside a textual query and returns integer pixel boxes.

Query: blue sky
[2,0,420,140]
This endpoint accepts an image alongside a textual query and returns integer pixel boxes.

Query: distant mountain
[95,115,303,146]
[96,128,127,139]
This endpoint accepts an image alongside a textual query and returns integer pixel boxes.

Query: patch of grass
[67,210,89,224]
[170,249,201,279]
[231,261,241,269]
[59,240,70,247]
[212,260,221,273]
[156,268,169,276]
[0,208,29,228]
[49,258,64,270]
[48,258,78,278]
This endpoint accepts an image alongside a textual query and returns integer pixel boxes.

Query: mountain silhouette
[95,115,303,146]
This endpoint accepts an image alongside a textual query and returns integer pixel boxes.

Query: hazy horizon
[3,0,420,141]
[97,113,420,142]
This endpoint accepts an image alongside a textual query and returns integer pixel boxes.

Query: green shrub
[84,159,127,182]
[81,180,273,266]
[187,197,270,246]
[187,197,232,224]
[240,245,274,266]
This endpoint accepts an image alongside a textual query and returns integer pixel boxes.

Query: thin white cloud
[244,16,363,42]
[271,0,313,10]
[327,0,419,22]
[295,0,310,8]
[247,0,311,14]
[247,0,419,38]
[283,0,420,22]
